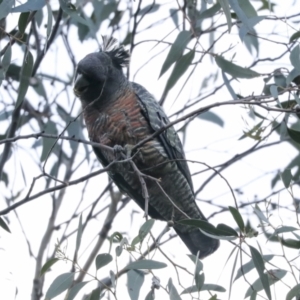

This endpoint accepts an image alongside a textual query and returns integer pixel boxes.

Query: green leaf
[110,270,116,288]
[41,120,58,162]
[234,255,274,281]
[12,0,46,12]
[270,85,278,98]
[216,224,238,237]
[245,269,287,298]
[40,258,60,276]
[228,0,253,32]
[274,71,287,88]
[198,3,221,20]
[200,283,226,292]
[88,287,101,300]
[217,0,232,32]
[75,214,83,254]
[280,169,292,188]
[289,31,300,43]
[18,12,30,34]
[159,31,191,77]
[138,3,160,16]
[0,0,14,19]
[139,219,155,242]
[181,284,226,294]
[281,238,300,249]
[163,49,195,94]
[59,0,90,26]
[253,205,269,224]
[2,43,11,73]
[215,55,260,78]
[198,111,224,127]
[16,51,33,108]
[237,0,257,17]
[250,291,257,300]
[179,219,237,239]
[145,291,155,300]
[131,235,141,247]
[249,246,271,300]
[169,9,179,27]
[229,206,245,231]
[222,71,238,99]
[287,127,300,144]
[275,226,299,234]
[179,219,217,234]
[0,216,11,233]
[287,68,300,86]
[127,270,144,300]
[45,272,75,299]
[195,273,205,292]
[244,29,259,55]
[286,283,300,300]
[125,260,167,270]
[46,3,53,38]
[290,45,300,71]
[187,254,203,274]
[65,281,89,300]
[95,253,113,270]
[168,278,182,300]
[115,245,123,256]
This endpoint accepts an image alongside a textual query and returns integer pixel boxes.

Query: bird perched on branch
[73,36,219,259]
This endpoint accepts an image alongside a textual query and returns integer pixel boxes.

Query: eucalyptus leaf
[159,31,191,77]
[234,255,274,281]
[0,216,11,233]
[229,206,245,231]
[215,56,260,78]
[127,270,144,300]
[95,253,113,270]
[16,51,33,108]
[125,260,167,270]
[280,169,292,188]
[249,246,271,300]
[163,49,195,95]
[198,111,224,127]
[289,31,300,43]
[40,258,60,276]
[41,120,57,162]
[139,219,155,242]
[0,0,14,19]
[65,282,89,300]
[168,278,182,300]
[245,269,287,298]
[290,45,300,71]
[217,0,231,32]
[45,272,75,299]
[286,283,300,300]
[12,0,46,13]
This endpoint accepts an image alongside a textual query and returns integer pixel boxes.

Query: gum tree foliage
[0,0,300,299]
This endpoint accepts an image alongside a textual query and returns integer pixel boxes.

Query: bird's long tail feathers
[175,228,220,259]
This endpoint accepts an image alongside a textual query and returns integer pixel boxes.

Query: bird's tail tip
[175,228,220,259]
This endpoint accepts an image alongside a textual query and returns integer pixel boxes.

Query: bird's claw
[124,144,134,158]
[113,145,125,159]
[113,144,135,159]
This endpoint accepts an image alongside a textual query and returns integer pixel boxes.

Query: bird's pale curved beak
[73,73,90,97]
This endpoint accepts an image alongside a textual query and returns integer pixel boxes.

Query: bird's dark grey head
[74,36,130,104]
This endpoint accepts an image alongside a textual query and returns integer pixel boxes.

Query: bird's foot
[113,145,125,159]
[124,144,134,158]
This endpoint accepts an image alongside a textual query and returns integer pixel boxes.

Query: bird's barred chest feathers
[83,91,168,166]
